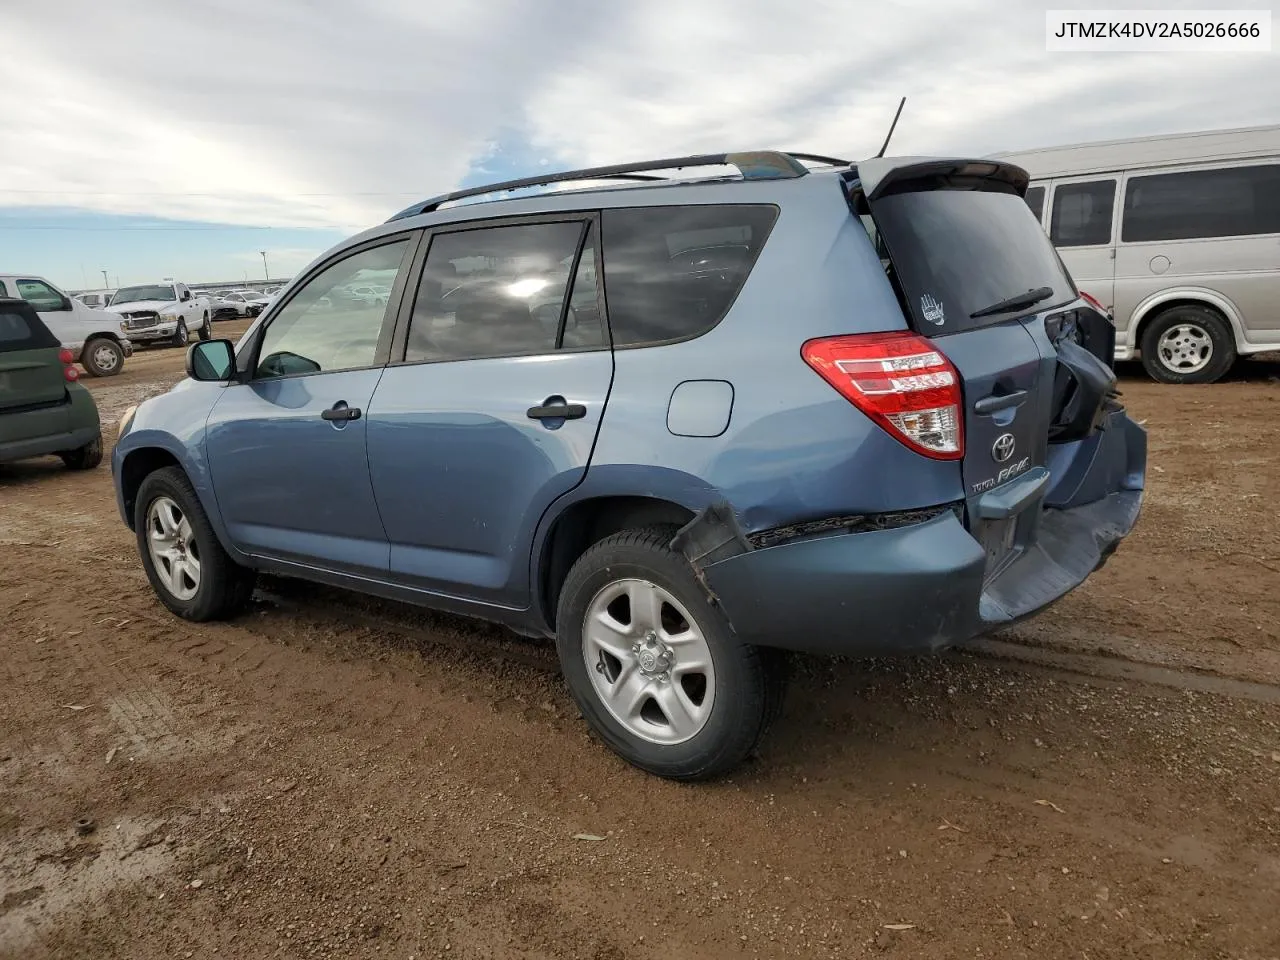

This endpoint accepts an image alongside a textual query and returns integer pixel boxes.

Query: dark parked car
[0,299,102,469]
[112,151,1145,780]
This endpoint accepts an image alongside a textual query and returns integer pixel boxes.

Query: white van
[996,124,1280,383]
[0,274,133,376]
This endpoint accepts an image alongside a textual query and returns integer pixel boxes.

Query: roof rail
[386,150,813,222]
[785,152,853,167]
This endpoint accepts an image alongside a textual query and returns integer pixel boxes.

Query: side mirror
[181,290,192,302]
[59,296,74,312]
[186,339,236,382]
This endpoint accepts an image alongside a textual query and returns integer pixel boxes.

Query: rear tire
[555,525,784,780]
[1140,305,1235,384]
[198,313,211,341]
[81,337,123,377]
[135,466,256,621]
[60,433,102,470]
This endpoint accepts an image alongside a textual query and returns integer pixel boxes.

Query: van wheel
[82,337,123,377]
[1140,305,1235,384]
[198,313,211,341]
[172,320,189,348]
[60,433,103,470]
[135,466,256,621]
[555,526,784,781]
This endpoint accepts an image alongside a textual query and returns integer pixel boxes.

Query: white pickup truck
[0,273,134,376]
[105,282,212,348]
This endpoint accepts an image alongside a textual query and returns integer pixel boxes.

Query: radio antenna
[874,97,906,158]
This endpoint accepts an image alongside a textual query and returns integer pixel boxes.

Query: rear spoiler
[851,156,1031,201]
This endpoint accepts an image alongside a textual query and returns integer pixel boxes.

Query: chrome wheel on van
[1156,322,1213,375]
[146,496,201,601]
[582,578,716,745]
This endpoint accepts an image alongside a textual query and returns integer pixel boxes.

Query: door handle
[974,389,1028,415]
[527,400,586,421]
[321,404,361,422]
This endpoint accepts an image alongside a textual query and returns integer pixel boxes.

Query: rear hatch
[849,158,1096,578]
[0,299,71,441]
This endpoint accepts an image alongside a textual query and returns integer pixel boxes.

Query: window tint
[16,278,68,311]
[255,239,408,379]
[1050,180,1115,247]
[0,308,58,352]
[1024,185,1045,223]
[601,205,778,347]
[1122,164,1280,242]
[404,220,590,363]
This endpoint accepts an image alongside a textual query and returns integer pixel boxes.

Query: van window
[0,280,8,298]
[601,205,778,347]
[1050,180,1115,247]
[1024,186,1045,223]
[1121,164,1280,242]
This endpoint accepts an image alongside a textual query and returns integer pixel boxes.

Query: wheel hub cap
[1157,323,1212,374]
[146,495,201,601]
[581,578,715,746]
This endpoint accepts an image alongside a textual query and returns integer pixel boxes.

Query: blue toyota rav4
[113,151,1145,779]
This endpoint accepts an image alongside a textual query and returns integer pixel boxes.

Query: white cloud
[2,0,1275,229]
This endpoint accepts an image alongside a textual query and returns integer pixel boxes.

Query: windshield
[868,186,1076,336]
[112,285,175,305]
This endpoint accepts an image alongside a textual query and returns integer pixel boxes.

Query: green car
[0,298,102,469]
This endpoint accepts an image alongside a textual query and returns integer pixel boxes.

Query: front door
[1047,177,1118,314]
[205,236,415,575]
[366,216,613,608]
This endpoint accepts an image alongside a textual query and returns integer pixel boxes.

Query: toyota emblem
[991,433,1016,463]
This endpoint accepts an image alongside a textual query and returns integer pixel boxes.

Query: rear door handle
[321,404,361,422]
[974,389,1028,415]
[527,400,586,421]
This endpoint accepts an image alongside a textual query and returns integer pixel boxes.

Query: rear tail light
[1079,290,1110,316]
[801,332,963,459]
[58,348,79,382]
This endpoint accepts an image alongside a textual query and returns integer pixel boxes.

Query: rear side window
[1050,180,1116,247]
[601,204,778,347]
[869,186,1076,336]
[1121,164,1280,242]
[1024,185,1045,223]
[404,220,603,363]
[0,308,59,352]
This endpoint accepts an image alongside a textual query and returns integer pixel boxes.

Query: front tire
[172,320,189,348]
[81,337,124,377]
[60,433,102,470]
[134,466,256,621]
[556,526,783,780]
[1140,305,1235,384]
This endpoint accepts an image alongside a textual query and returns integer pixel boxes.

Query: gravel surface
[2,332,1278,959]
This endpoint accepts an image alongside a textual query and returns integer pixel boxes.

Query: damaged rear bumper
[692,412,1146,657]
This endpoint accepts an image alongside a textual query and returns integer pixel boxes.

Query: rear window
[0,306,59,352]
[869,187,1076,335]
[601,204,778,347]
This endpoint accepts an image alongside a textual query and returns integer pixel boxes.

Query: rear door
[1046,176,1118,314]
[0,301,70,441]
[855,159,1079,575]
[366,214,613,608]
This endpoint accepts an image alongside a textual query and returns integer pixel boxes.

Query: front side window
[16,279,68,311]
[255,239,408,379]
[601,204,778,347]
[404,220,595,363]
[1122,164,1280,242]
[1049,180,1116,247]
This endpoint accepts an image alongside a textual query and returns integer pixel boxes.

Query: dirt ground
[3,325,1279,960]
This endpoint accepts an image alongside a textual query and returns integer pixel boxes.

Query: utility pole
[260,250,269,282]
[101,269,109,289]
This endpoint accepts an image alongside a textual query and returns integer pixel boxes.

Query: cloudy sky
[2,0,1276,289]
